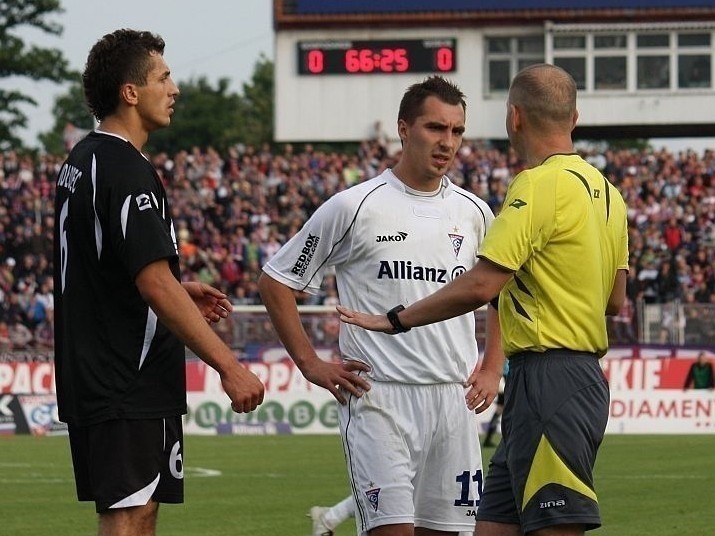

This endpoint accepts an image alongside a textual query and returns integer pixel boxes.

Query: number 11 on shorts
[454,469,483,507]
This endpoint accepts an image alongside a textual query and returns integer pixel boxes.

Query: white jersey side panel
[263,170,494,383]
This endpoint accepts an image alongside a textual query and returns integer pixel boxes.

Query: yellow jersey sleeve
[479,169,555,271]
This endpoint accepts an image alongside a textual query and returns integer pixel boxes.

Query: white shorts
[339,381,482,534]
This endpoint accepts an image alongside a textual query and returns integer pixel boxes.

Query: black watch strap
[387,304,410,333]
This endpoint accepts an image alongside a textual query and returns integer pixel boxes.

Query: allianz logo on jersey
[376,232,408,242]
[378,260,467,283]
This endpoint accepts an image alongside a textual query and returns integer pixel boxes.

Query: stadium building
[273,0,715,142]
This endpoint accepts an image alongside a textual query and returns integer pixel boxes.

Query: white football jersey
[263,169,494,383]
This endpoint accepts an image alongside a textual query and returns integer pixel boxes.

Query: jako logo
[539,499,566,509]
[291,234,320,277]
[376,232,408,242]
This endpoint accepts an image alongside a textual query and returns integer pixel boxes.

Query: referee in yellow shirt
[338,63,629,536]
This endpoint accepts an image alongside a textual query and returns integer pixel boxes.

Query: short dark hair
[82,29,166,121]
[398,76,466,125]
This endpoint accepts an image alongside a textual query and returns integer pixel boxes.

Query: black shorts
[68,416,184,513]
[475,350,609,533]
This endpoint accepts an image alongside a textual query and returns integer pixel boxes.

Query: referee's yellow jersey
[479,153,629,357]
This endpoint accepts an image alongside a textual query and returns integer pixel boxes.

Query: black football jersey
[53,131,186,426]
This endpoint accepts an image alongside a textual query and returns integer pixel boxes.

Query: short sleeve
[101,153,177,278]
[479,171,549,271]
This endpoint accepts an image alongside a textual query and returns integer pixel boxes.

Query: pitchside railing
[204,305,489,360]
[218,302,714,357]
[637,301,715,346]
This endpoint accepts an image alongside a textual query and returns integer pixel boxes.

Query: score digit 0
[307,49,325,74]
[435,47,454,72]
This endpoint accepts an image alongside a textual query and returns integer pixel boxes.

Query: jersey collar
[540,153,579,166]
[385,169,453,198]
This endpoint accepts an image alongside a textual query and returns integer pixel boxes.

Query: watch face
[298,39,456,75]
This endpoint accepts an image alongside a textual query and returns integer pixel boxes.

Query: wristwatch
[386,304,411,333]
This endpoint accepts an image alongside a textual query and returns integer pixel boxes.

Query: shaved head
[508,63,577,131]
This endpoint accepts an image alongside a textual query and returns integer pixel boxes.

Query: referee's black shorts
[476,350,609,533]
[68,416,184,513]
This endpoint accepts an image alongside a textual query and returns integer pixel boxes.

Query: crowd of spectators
[0,137,713,351]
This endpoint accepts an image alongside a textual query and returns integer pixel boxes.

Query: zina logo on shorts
[539,499,566,509]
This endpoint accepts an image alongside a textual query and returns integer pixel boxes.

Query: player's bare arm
[606,269,628,316]
[136,259,264,412]
[257,272,371,405]
[465,305,505,413]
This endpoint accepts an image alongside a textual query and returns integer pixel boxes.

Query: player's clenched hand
[183,281,233,324]
[222,364,265,413]
[300,356,371,405]
[336,305,394,333]
[464,366,501,413]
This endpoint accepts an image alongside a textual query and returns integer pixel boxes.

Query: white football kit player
[264,169,494,533]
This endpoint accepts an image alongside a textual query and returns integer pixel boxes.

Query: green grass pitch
[1,434,713,535]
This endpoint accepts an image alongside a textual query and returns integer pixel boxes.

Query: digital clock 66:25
[298,39,457,76]
[344,48,409,73]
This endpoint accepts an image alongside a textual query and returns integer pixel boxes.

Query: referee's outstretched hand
[223,363,266,413]
[336,305,393,333]
[299,356,371,405]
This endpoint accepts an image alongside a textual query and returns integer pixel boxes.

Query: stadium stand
[0,140,713,352]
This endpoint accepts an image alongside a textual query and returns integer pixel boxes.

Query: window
[491,24,714,96]
[679,54,711,88]
[594,35,627,49]
[554,57,586,89]
[637,33,671,89]
[677,33,711,89]
[485,35,544,93]
[554,35,585,50]
[517,36,544,54]
[637,34,670,48]
[488,60,511,91]
[518,58,542,71]
[552,34,586,89]
[595,57,627,90]
[638,56,670,89]
[594,34,627,90]
[678,33,710,48]
[488,37,511,53]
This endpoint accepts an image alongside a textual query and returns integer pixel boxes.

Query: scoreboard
[297,39,456,76]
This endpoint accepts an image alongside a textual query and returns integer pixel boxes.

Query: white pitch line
[185,467,222,477]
